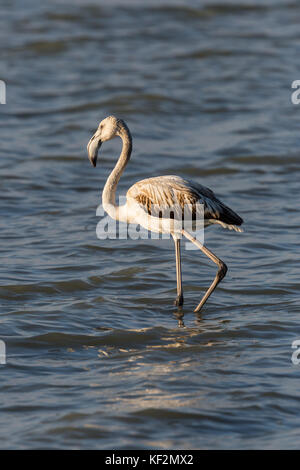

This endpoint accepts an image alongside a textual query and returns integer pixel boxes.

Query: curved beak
[87,132,102,167]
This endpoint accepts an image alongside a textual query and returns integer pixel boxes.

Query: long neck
[102,125,132,220]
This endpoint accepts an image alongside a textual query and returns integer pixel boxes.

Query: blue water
[0,0,300,449]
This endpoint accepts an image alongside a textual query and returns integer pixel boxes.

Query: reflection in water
[173,308,185,328]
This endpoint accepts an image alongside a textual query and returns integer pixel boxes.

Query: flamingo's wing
[127,175,243,228]
[127,175,201,221]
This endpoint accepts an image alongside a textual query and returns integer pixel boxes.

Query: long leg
[174,238,184,306]
[182,229,227,312]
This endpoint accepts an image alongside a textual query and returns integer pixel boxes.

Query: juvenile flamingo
[87,116,243,312]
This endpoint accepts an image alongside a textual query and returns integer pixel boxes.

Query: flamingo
[87,116,243,312]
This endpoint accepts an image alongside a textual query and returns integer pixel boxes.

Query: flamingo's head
[87,115,124,167]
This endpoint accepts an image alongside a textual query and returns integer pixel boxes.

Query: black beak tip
[89,156,97,167]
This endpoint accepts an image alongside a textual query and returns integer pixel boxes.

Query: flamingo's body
[87,116,243,311]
